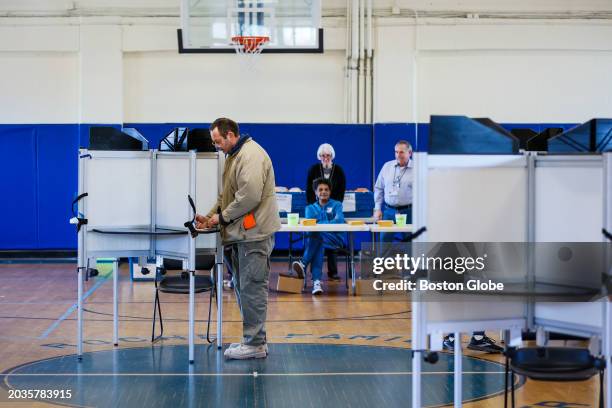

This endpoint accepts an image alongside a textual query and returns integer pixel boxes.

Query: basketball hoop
[231,36,270,71]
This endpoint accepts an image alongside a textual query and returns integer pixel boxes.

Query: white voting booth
[76,149,225,364]
[532,155,607,340]
[530,154,611,408]
[411,154,529,408]
[410,152,611,408]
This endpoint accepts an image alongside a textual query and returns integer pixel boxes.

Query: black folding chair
[504,346,606,408]
[152,254,216,343]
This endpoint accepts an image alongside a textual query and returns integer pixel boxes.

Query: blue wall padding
[373,123,428,180]
[240,123,373,190]
[37,125,79,248]
[0,121,578,250]
[0,126,40,249]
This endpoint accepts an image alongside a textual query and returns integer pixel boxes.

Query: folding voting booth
[411,154,529,408]
[76,150,224,364]
[410,151,611,408]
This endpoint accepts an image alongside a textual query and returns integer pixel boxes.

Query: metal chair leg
[206,285,215,344]
[152,280,164,343]
[504,356,509,408]
[599,369,604,408]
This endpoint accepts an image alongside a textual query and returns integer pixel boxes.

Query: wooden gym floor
[0,261,602,407]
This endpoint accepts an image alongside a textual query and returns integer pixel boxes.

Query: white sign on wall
[276,193,292,213]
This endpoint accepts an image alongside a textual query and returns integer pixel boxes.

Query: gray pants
[229,235,274,346]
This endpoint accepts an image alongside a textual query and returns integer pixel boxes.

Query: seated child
[292,178,345,295]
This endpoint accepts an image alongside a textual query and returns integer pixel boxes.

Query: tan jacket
[207,137,281,244]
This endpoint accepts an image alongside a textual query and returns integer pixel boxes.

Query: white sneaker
[312,280,323,295]
[224,343,267,360]
[291,260,305,278]
[228,342,268,355]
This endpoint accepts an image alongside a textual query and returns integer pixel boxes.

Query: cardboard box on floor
[276,274,304,294]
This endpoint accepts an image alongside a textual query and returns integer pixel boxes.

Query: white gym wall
[1,1,612,124]
[375,21,612,123]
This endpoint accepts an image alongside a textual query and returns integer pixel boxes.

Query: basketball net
[231,36,270,72]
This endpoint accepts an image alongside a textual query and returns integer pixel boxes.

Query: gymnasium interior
[0,1,611,407]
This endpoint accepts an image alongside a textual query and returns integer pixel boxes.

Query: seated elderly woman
[292,178,345,295]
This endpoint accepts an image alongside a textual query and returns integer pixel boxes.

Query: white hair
[317,143,335,160]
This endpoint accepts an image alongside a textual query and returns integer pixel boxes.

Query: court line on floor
[38,274,110,340]
[3,371,505,377]
[81,306,410,323]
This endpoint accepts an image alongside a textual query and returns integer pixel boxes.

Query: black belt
[384,203,412,211]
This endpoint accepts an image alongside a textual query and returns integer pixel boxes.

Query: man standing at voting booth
[196,117,280,360]
[373,140,413,242]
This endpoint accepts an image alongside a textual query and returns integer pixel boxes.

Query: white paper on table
[342,192,356,212]
[276,193,292,213]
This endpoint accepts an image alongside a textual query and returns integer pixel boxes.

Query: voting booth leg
[76,153,85,360]
[504,353,509,408]
[113,260,119,346]
[411,298,422,408]
[113,259,119,347]
[606,301,611,408]
[77,264,84,360]
[216,244,224,349]
[454,331,463,408]
[188,150,197,364]
[189,270,195,364]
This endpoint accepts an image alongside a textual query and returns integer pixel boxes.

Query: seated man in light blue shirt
[373,140,413,242]
[292,178,345,295]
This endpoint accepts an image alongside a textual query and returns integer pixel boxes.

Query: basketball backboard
[178,0,323,53]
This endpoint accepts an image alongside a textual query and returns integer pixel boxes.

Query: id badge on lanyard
[389,186,399,197]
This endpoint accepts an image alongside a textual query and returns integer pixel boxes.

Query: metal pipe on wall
[412,9,419,144]
[365,0,373,123]
[350,0,359,123]
[344,0,350,123]
[358,0,365,123]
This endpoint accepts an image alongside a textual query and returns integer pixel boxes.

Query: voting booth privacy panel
[76,149,225,363]
[410,148,612,407]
